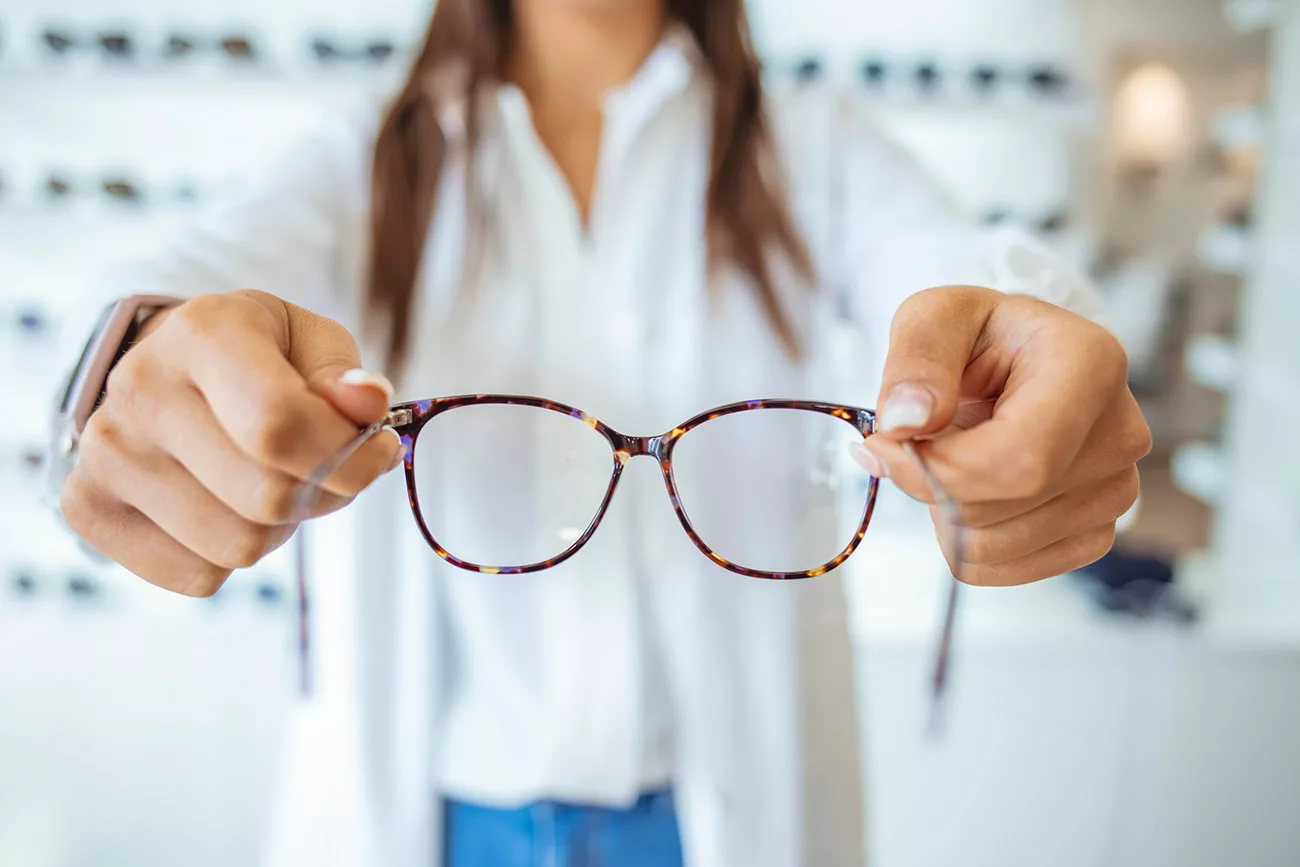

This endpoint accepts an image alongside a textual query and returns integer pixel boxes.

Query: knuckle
[1008,450,1054,498]
[952,502,1000,530]
[218,523,276,570]
[246,473,301,524]
[103,351,157,420]
[957,563,994,587]
[78,412,128,477]
[58,473,99,541]
[176,563,234,598]
[1074,523,1118,571]
[960,529,998,565]
[1124,416,1154,464]
[170,294,229,342]
[244,404,305,464]
[1113,468,1141,516]
[1085,325,1130,388]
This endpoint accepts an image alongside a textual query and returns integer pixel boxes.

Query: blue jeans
[444,789,684,867]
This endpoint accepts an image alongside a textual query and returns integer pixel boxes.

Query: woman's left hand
[853,285,1152,586]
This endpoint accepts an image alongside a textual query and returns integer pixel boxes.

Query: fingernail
[847,441,887,479]
[880,384,934,432]
[386,441,407,473]
[340,368,394,400]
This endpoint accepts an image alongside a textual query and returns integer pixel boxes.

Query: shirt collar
[425,20,706,149]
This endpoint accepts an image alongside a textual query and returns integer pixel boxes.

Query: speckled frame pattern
[384,395,880,580]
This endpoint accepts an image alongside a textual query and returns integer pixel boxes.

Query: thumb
[872,286,997,440]
[279,298,393,426]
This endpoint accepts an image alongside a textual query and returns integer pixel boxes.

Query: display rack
[1188,3,1300,599]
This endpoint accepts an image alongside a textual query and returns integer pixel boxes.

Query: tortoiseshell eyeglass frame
[295,395,962,720]
[359,395,881,580]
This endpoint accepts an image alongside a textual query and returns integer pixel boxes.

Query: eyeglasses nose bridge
[610,432,670,463]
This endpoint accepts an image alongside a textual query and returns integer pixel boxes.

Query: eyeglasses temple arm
[291,412,398,696]
[901,440,964,739]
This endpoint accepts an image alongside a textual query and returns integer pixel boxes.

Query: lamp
[1113,62,1192,182]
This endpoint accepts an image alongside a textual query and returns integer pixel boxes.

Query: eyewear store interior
[2,0,1298,865]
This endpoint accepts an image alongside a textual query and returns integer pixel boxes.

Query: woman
[54,1,1150,866]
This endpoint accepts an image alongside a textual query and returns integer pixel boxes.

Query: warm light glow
[1113,62,1192,172]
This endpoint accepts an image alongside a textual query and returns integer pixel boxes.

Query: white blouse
[69,24,1101,829]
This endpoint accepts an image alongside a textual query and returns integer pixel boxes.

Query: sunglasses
[164,34,258,61]
[309,38,397,64]
[42,30,135,59]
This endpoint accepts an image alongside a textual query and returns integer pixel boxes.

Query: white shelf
[1197,223,1254,275]
[1171,441,1226,505]
[1183,333,1239,392]
[1212,104,1267,150]
[1224,0,1289,32]
[0,62,403,94]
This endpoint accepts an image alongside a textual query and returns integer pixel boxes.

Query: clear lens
[670,408,873,574]
[412,403,615,569]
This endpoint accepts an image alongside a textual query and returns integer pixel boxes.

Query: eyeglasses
[302,395,882,579]
[903,441,963,735]
[292,395,961,725]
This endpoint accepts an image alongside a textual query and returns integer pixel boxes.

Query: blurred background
[1,0,1297,865]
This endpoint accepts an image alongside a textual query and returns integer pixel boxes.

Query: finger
[312,368,394,428]
[918,302,1125,501]
[78,414,297,570]
[158,294,383,479]
[280,296,394,426]
[866,386,1147,510]
[148,384,396,518]
[103,341,400,515]
[952,523,1118,587]
[874,286,998,438]
[59,469,233,598]
[957,468,1139,566]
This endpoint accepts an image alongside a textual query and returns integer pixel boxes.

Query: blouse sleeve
[833,92,1104,371]
[57,108,377,377]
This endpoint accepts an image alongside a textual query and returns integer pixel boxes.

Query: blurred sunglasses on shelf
[38,175,201,206]
[1037,210,1069,234]
[44,176,142,204]
[1027,64,1072,95]
[309,38,397,64]
[42,29,134,59]
[164,34,258,61]
[981,207,1012,225]
[44,176,73,199]
[970,64,1002,92]
[914,61,942,91]
[102,179,142,203]
[977,207,1070,235]
[793,57,824,84]
[963,63,1076,98]
[855,56,1077,104]
[861,58,889,86]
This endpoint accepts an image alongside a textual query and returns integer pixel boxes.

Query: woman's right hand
[59,290,404,597]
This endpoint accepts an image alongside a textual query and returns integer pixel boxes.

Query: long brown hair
[367,0,813,372]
